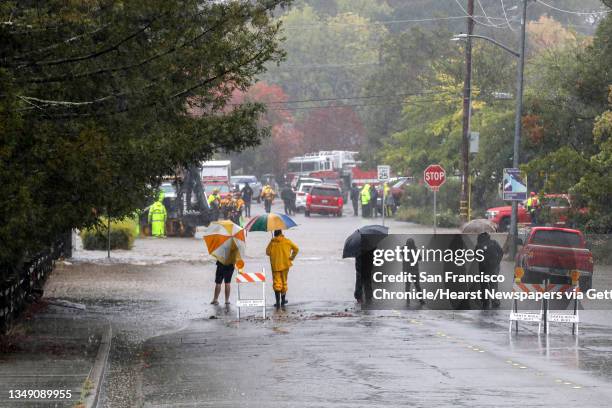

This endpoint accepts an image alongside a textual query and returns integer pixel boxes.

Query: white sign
[547,313,579,323]
[469,131,479,153]
[236,299,266,308]
[377,165,390,181]
[509,312,542,322]
[503,168,527,201]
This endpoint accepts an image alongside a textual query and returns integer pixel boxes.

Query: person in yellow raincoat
[228,192,245,225]
[207,189,221,221]
[266,230,299,309]
[261,184,276,213]
[148,192,167,237]
[360,184,371,218]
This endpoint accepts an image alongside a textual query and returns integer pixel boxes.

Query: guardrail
[0,232,72,333]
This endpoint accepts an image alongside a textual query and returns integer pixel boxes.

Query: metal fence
[0,232,72,333]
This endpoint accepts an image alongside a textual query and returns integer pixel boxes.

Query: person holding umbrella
[202,220,246,306]
[266,230,299,310]
[211,259,236,306]
[245,212,298,309]
[343,225,388,305]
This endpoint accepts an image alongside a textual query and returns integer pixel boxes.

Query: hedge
[81,218,136,250]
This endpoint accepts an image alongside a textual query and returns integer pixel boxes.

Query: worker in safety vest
[360,184,371,218]
[229,192,245,225]
[383,182,395,216]
[261,184,276,213]
[207,189,221,221]
[526,191,540,226]
[148,192,167,238]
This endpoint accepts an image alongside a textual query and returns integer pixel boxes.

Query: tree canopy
[0,0,289,267]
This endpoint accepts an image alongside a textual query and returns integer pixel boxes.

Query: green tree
[0,0,290,270]
[262,4,386,108]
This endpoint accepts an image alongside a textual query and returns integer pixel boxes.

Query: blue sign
[503,168,527,201]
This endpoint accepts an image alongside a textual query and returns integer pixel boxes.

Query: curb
[84,320,112,408]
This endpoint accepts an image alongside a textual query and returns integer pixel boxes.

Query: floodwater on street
[42,200,612,407]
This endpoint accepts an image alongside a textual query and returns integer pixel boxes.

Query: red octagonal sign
[424,164,446,190]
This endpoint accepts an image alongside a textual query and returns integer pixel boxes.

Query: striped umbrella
[245,213,297,232]
[202,220,245,265]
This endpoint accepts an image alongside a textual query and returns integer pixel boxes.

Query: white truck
[201,160,231,183]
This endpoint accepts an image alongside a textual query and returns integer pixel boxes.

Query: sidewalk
[0,301,110,408]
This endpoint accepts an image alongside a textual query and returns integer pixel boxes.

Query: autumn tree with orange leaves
[228,82,304,179]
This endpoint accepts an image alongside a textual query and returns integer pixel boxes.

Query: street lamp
[451,34,519,57]
[452,0,528,257]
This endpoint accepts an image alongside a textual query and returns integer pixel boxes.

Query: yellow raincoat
[266,234,299,293]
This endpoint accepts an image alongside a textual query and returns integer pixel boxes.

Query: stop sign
[424,164,446,190]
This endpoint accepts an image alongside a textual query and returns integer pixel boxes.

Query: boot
[274,292,281,309]
[281,294,288,306]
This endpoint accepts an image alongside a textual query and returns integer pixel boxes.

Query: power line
[266,97,462,111]
[268,61,380,69]
[476,0,509,28]
[500,0,518,31]
[230,90,453,106]
[453,0,514,28]
[536,0,611,15]
[281,13,525,30]
[282,15,474,29]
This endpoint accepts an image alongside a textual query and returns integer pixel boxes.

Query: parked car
[294,182,319,213]
[230,175,262,203]
[292,176,323,191]
[485,194,583,232]
[160,182,177,199]
[305,184,343,217]
[390,177,412,202]
[516,227,594,290]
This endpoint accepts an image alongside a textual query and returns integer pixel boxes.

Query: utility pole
[460,0,474,223]
[509,0,528,257]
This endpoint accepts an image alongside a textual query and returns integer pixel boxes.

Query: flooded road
[44,200,612,407]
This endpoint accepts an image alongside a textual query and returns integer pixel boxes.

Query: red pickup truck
[516,227,594,290]
[486,194,580,232]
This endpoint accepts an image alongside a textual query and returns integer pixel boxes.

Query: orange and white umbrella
[202,220,246,265]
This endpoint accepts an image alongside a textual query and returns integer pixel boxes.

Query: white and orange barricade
[235,269,266,320]
[509,267,581,335]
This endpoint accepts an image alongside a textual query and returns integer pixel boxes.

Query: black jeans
[244,200,251,217]
[264,199,272,213]
[352,200,359,216]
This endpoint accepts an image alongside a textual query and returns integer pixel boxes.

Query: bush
[395,207,460,228]
[396,178,461,228]
[81,218,136,250]
[585,235,612,265]
[400,179,462,212]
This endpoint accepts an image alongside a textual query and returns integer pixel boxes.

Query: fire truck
[286,151,358,188]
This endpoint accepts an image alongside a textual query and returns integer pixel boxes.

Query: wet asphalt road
[45,200,612,407]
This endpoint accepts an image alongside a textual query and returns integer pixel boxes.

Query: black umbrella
[342,224,389,258]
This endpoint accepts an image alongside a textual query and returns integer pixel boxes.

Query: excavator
[141,165,211,237]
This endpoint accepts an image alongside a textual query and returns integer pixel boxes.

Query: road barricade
[235,269,266,320]
[509,267,581,335]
